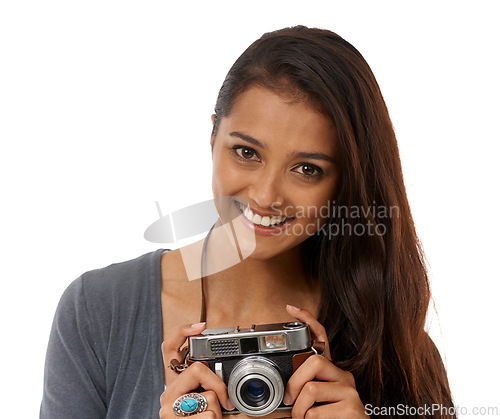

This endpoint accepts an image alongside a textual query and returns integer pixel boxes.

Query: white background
[1,1,499,416]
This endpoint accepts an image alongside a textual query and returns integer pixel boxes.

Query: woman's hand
[159,322,235,419]
[284,305,368,418]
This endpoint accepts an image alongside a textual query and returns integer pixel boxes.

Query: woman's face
[211,85,341,260]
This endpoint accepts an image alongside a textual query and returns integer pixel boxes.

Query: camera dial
[283,322,304,329]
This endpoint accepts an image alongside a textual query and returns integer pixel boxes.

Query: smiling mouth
[234,201,295,228]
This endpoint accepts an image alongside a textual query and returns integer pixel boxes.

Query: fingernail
[191,322,206,328]
[283,392,292,405]
[227,399,235,410]
[286,304,300,312]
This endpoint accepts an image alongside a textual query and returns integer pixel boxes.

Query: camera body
[188,321,315,416]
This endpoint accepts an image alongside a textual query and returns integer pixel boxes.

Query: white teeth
[238,202,290,227]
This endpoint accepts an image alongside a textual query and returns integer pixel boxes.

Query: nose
[247,169,284,209]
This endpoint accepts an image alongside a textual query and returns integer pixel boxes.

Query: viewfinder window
[260,334,287,351]
[240,337,259,354]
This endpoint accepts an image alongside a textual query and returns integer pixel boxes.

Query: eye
[232,146,260,161]
[293,163,324,179]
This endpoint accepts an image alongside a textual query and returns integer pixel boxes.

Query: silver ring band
[172,392,208,416]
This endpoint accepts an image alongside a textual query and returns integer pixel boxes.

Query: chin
[243,239,302,262]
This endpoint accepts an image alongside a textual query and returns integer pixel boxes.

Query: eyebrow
[229,131,335,164]
[229,131,265,149]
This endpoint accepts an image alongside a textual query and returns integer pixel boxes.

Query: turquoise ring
[172,392,208,416]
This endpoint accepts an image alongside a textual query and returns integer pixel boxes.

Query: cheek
[212,154,247,195]
[292,183,338,223]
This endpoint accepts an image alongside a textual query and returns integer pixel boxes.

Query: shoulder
[43,249,167,417]
[56,249,165,332]
[80,249,163,302]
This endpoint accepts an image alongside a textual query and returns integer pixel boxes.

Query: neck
[206,232,309,283]
[202,239,320,327]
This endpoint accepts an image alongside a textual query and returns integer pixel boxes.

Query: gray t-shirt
[40,248,168,418]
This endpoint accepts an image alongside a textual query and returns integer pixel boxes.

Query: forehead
[223,86,339,155]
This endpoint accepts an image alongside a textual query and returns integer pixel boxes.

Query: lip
[233,201,295,236]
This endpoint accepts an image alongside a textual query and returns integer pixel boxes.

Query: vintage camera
[188,321,316,416]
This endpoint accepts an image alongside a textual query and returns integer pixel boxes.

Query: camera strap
[169,221,326,375]
[200,221,217,323]
[170,346,209,374]
[169,222,215,374]
[198,222,327,357]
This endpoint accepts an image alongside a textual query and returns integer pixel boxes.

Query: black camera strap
[169,222,215,374]
[199,221,217,323]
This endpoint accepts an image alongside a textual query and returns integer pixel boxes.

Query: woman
[41,26,455,418]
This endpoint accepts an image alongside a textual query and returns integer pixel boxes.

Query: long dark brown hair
[212,26,455,417]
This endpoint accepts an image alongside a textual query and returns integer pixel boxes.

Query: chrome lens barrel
[227,357,284,416]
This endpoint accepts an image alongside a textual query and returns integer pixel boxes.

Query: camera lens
[241,378,270,407]
[228,357,284,416]
[247,380,266,398]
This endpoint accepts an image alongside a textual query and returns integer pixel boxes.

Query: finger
[286,305,331,360]
[200,390,223,419]
[301,402,348,419]
[291,381,360,418]
[162,390,222,416]
[191,412,218,419]
[309,400,369,418]
[164,362,235,411]
[160,402,221,419]
[193,412,217,419]
[162,322,207,362]
[160,390,227,418]
[284,355,355,405]
[162,322,207,385]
